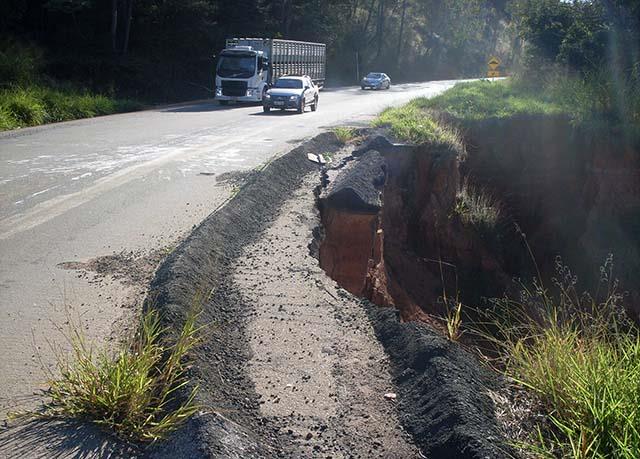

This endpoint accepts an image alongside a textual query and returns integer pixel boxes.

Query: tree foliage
[513,0,640,73]
[1,0,511,100]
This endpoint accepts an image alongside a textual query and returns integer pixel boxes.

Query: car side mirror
[304,85,310,89]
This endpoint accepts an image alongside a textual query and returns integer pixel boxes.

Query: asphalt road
[0,80,459,419]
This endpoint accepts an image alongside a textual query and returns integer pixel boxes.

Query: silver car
[263,76,319,113]
[361,72,391,90]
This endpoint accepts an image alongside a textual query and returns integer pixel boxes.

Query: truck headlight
[264,93,271,99]
[216,88,222,96]
[289,95,298,100]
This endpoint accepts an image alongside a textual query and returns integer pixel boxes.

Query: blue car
[361,72,391,90]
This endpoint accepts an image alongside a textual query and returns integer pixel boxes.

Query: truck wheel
[263,106,270,113]
[297,99,305,114]
[311,97,318,112]
[219,100,228,106]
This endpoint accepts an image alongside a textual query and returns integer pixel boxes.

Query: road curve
[0,80,459,419]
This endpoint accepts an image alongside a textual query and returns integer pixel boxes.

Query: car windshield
[274,79,303,89]
[217,53,256,78]
[366,73,382,79]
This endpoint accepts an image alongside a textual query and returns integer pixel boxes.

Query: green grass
[332,126,360,144]
[372,101,463,149]
[35,307,201,443]
[422,76,639,141]
[0,86,142,131]
[480,257,640,458]
[423,80,563,121]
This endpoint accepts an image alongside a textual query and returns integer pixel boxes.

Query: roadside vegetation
[32,308,201,442]
[478,256,640,458]
[332,127,359,144]
[0,86,142,131]
[372,101,462,150]
[0,42,141,131]
[424,80,562,120]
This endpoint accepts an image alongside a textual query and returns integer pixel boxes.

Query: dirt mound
[366,304,510,458]
[320,150,385,212]
[148,132,343,458]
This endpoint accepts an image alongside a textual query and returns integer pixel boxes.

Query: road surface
[0,80,459,419]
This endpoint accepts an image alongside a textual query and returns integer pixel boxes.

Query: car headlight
[264,93,271,99]
[289,95,298,100]
[216,88,222,96]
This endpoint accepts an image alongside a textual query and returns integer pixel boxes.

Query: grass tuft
[455,180,501,231]
[445,301,464,342]
[478,255,640,458]
[372,101,463,149]
[332,126,359,144]
[38,307,201,443]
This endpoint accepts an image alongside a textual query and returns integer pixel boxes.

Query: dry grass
[455,180,501,231]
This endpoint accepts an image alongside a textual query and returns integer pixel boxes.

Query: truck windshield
[217,54,256,78]
[274,79,303,89]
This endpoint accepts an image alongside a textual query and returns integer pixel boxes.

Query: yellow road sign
[488,56,501,70]
[487,70,501,78]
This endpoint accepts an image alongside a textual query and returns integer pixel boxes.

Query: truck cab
[215,44,269,104]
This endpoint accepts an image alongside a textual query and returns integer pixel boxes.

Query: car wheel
[263,106,270,113]
[219,100,228,106]
[361,86,365,90]
[297,99,305,114]
[311,96,318,112]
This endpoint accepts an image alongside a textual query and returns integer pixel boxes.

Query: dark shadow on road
[163,102,260,113]
[0,419,141,459]
[248,110,303,116]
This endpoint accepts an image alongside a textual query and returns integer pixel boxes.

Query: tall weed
[480,255,640,458]
[37,307,202,442]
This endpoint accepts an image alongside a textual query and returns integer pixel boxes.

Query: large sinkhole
[314,124,640,322]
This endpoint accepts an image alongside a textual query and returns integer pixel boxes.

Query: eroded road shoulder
[234,173,419,458]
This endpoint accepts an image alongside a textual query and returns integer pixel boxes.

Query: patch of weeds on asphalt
[21,306,202,443]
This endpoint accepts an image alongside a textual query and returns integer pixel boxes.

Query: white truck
[215,38,326,105]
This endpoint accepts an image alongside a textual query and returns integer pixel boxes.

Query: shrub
[39,307,201,442]
[0,40,44,86]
